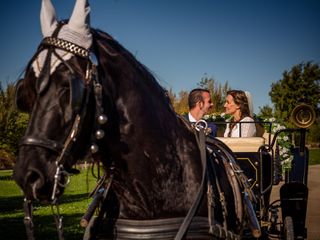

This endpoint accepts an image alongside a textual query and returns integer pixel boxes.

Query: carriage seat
[215,137,265,152]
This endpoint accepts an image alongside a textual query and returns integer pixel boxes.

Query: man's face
[200,92,213,114]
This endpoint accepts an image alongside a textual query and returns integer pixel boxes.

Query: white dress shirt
[188,112,197,122]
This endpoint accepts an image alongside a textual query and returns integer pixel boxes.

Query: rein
[175,122,241,240]
[174,123,207,240]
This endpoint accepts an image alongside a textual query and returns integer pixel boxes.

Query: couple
[183,88,256,137]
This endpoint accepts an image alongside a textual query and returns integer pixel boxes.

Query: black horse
[13,18,259,239]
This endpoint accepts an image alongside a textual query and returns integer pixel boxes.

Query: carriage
[213,103,315,239]
[12,1,315,239]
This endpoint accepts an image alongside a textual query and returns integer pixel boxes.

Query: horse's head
[13,1,95,202]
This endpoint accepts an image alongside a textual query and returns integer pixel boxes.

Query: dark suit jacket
[181,113,217,137]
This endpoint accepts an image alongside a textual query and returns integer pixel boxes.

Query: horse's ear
[40,0,58,37]
[15,79,36,113]
[68,0,92,49]
[69,0,91,32]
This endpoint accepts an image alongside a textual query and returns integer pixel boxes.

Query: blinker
[70,75,85,113]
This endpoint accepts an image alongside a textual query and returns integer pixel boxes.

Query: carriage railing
[210,120,306,149]
[211,120,307,188]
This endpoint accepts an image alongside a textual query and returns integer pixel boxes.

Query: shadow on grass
[0,175,13,181]
[0,195,24,214]
[0,193,91,239]
[0,213,85,240]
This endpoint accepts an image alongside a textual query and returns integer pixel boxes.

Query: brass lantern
[291,103,316,128]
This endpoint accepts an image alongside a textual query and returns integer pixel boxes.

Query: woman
[223,90,256,137]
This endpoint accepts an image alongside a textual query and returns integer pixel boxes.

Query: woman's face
[224,94,239,116]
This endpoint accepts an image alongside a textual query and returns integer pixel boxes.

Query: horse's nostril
[26,169,45,189]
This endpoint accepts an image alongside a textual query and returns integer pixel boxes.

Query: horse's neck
[97,50,204,217]
[107,105,203,218]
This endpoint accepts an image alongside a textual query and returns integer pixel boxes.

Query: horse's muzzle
[25,168,45,200]
[14,166,58,202]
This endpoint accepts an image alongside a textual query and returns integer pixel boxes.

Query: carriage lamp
[291,103,316,128]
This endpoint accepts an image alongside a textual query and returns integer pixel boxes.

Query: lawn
[0,168,97,240]
[309,148,320,165]
[0,149,319,239]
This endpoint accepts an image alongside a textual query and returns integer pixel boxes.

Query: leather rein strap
[174,128,207,240]
[174,125,240,240]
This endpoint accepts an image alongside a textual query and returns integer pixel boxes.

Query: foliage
[307,118,320,145]
[0,149,15,169]
[172,90,189,114]
[0,168,97,240]
[263,117,294,172]
[258,104,273,118]
[309,148,320,165]
[269,61,320,122]
[0,83,29,166]
[166,87,176,107]
[203,112,231,122]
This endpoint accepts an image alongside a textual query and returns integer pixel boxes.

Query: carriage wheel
[283,216,294,240]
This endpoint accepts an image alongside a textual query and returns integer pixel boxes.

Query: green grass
[0,168,97,240]
[309,148,320,165]
[1,150,319,240]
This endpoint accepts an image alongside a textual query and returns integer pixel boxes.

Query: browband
[42,37,89,58]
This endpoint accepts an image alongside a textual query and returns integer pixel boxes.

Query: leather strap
[20,136,63,153]
[174,128,207,240]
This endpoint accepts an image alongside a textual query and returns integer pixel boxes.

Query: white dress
[224,117,256,137]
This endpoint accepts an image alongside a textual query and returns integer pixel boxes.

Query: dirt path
[270,165,320,239]
[306,164,320,240]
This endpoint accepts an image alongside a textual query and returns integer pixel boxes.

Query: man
[183,88,217,137]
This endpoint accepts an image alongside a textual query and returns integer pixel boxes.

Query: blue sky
[1,0,319,113]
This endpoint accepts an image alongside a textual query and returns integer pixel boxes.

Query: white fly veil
[32,0,92,77]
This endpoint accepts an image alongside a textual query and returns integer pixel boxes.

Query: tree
[0,83,29,166]
[308,118,320,146]
[173,90,189,114]
[258,105,274,118]
[269,62,320,122]
[166,88,176,106]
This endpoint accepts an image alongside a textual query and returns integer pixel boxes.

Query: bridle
[19,23,106,240]
[20,36,94,201]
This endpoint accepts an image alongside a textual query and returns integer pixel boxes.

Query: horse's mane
[91,28,180,134]
[93,29,172,101]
